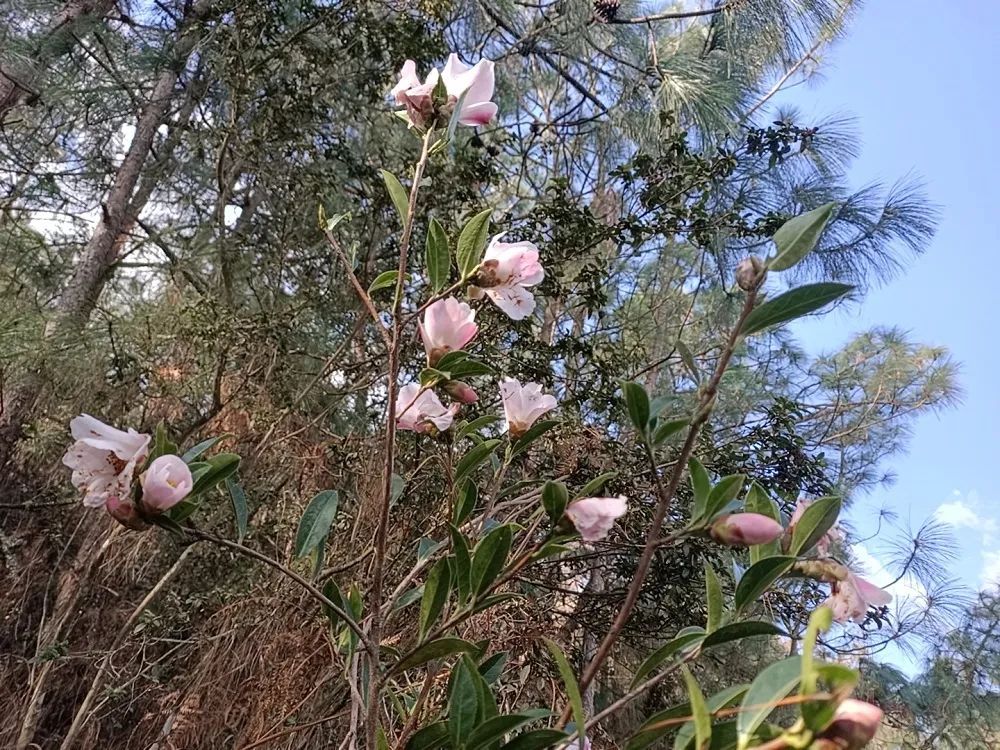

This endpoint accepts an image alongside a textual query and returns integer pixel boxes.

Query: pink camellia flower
[420,297,478,366]
[563,738,592,750]
[396,383,459,434]
[565,496,628,542]
[390,60,440,128]
[140,455,194,513]
[709,513,784,546]
[444,380,478,404]
[499,378,557,438]
[105,496,149,531]
[62,414,151,508]
[789,498,844,556]
[440,53,498,126]
[469,235,544,320]
[820,699,884,748]
[822,573,892,623]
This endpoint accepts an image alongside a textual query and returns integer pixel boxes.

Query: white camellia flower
[440,54,498,126]
[419,297,478,366]
[140,454,194,512]
[823,572,892,623]
[396,383,459,434]
[62,414,151,508]
[565,496,628,542]
[499,377,557,438]
[470,234,545,320]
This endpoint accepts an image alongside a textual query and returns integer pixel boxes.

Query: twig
[607,1,736,25]
[324,229,392,348]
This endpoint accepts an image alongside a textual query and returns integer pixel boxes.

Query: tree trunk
[0,0,216,460]
[0,0,118,120]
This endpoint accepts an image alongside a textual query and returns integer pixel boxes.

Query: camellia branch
[365,127,436,749]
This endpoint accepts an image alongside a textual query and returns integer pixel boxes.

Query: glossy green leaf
[678,666,711,750]
[654,418,689,444]
[479,652,508,684]
[499,729,568,750]
[293,490,340,558]
[701,621,785,649]
[455,439,501,482]
[419,558,451,640]
[674,686,748,750]
[543,639,586,748]
[542,481,569,522]
[456,208,493,278]
[190,452,241,496]
[453,480,478,526]
[789,496,841,556]
[448,655,479,742]
[734,556,795,614]
[769,202,837,271]
[689,458,711,519]
[740,283,854,337]
[151,422,178,463]
[508,419,559,459]
[321,579,343,629]
[368,269,400,293]
[406,722,449,750]
[705,474,746,520]
[449,525,472,603]
[225,478,248,543]
[622,381,651,435]
[390,473,405,507]
[631,627,706,687]
[744,482,781,563]
[576,472,617,498]
[736,656,803,750]
[705,564,723,633]
[379,169,410,224]
[467,711,550,750]
[426,217,451,292]
[471,524,513,596]
[457,415,502,440]
[392,637,478,674]
[181,435,225,463]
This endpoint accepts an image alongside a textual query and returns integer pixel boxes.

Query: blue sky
[774,1,1000,620]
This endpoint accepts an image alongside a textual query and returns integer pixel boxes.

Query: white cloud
[980,550,1000,590]
[934,491,998,541]
[934,499,979,527]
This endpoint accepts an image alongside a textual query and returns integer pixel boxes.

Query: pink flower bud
[390,60,440,128]
[499,377,557,438]
[139,455,194,513]
[709,513,784,546]
[565,496,628,542]
[396,383,459,434]
[106,496,149,531]
[419,297,478,367]
[735,256,765,291]
[444,380,478,404]
[475,234,544,320]
[820,699,883,748]
[440,54,498,126]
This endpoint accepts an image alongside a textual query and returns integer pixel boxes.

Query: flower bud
[444,380,478,404]
[735,256,765,291]
[791,559,850,583]
[709,513,783,546]
[106,496,149,531]
[818,699,883,749]
[139,455,194,513]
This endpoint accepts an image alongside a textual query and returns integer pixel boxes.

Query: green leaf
[426,217,451,292]
[448,358,494,378]
[705,564,723,633]
[576,472,617,498]
[419,558,451,640]
[448,655,480,743]
[368,269,400,294]
[393,637,479,675]
[678,666,711,750]
[734,556,795,614]
[151,422,177,463]
[190,452,241,496]
[508,420,559,459]
[455,439,501,482]
[453,480,478,526]
[676,339,700,382]
[436,350,470,370]
[622,381,651,435]
[470,524,513,596]
[225,478,248,543]
[457,415,502,440]
[467,712,551,750]
[736,656,803,750]
[293,490,340,558]
[689,458,711,519]
[390,473,405,507]
[167,498,199,522]
[789,496,842,556]
[321,579,343,629]
[705,474,746,520]
[499,729,568,750]
[379,169,410,224]
[801,607,835,729]
[744,483,781,564]
[406,722,449,750]
[419,367,450,387]
[740,283,854,337]
[674,686,749,750]
[456,208,493,279]
[654,418,689,444]
[449,525,472,603]
[769,202,837,271]
[543,639,586,748]
[701,621,785,649]
[631,627,706,687]
[479,652,508,684]
[628,703,695,750]
[542,481,569,523]
[181,435,225,463]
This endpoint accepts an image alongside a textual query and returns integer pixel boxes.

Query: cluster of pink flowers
[391,54,497,129]
[62,414,193,528]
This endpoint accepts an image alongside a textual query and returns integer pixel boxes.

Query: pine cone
[593,0,620,23]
